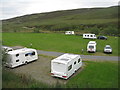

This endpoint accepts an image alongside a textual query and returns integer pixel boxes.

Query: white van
[51,53,82,79]
[87,41,97,52]
[65,31,74,35]
[5,48,38,68]
[83,34,96,39]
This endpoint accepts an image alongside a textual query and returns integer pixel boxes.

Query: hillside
[2,6,119,35]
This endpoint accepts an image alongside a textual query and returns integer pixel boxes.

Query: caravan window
[16,59,19,62]
[68,65,72,71]
[16,54,19,57]
[78,58,81,63]
[31,51,35,55]
[25,54,28,56]
[8,49,13,52]
[25,51,35,56]
[90,35,93,37]
[89,46,94,48]
[74,61,76,65]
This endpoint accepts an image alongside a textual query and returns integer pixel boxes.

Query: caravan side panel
[25,50,38,63]
[71,31,75,35]
[66,55,82,79]
[65,31,74,35]
[8,53,25,68]
[83,34,86,38]
[5,48,38,68]
[83,34,96,39]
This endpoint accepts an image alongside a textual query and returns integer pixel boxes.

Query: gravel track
[37,50,119,61]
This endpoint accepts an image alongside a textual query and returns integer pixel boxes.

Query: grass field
[66,61,118,88]
[3,60,118,88]
[2,33,118,56]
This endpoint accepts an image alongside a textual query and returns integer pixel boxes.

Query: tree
[87,26,100,35]
[101,26,118,36]
[2,48,7,62]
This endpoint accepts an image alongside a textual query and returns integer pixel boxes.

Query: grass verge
[66,61,118,88]
[2,68,52,88]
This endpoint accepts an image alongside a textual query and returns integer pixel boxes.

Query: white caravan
[51,53,82,79]
[65,31,74,35]
[87,41,97,52]
[83,34,97,39]
[5,48,38,68]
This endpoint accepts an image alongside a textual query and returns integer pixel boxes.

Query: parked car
[104,45,112,53]
[97,36,107,40]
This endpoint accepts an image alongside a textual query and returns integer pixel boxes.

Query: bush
[86,26,100,35]
[33,28,40,33]
[100,26,118,36]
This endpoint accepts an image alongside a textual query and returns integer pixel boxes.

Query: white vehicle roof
[66,31,74,32]
[105,45,111,47]
[88,41,96,44]
[2,46,12,49]
[52,53,80,64]
[83,33,95,35]
[7,48,36,55]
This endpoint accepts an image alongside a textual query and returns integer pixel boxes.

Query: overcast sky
[0,0,119,20]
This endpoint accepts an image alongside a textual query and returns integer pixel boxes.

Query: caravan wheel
[74,69,77,74]
[25,61,28,64]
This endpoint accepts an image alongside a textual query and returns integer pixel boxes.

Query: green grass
[2,60,118,88]
[2,33,118,56]
[66,61,118,88]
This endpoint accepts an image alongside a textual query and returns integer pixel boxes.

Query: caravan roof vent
[60,58,69,61]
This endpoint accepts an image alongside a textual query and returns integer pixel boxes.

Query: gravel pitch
[7,56,84,86]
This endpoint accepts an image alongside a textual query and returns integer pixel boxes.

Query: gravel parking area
[7,55,83,86]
